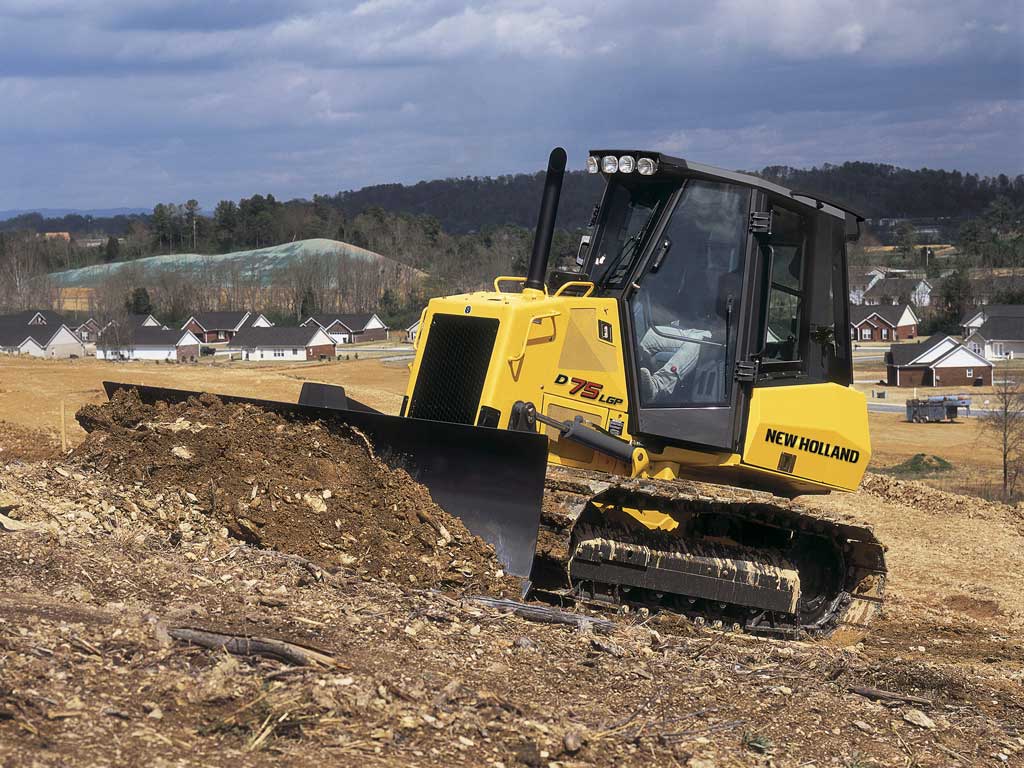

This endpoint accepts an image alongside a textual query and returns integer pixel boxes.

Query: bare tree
[981,377,1024,499]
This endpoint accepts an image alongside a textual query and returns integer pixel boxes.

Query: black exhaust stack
[524,146,567,292]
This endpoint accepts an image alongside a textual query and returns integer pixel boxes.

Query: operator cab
[576,151,863,453]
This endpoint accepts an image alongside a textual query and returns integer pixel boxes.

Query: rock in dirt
[73,389,518,596]
[903,709,936,729]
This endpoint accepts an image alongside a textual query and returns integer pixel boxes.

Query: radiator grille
[408,314,499,424]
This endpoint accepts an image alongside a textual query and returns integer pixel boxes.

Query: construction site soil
[0,392,1022,767]
[72,390,516,596]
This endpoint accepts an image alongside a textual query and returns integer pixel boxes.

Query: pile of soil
[0,420,61,462]
[74,390,516,595]
[861,471,1018,522]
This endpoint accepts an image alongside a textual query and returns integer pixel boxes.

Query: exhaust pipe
[524,146,567,292]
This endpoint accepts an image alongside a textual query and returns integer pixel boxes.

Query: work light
[637,157,658,176]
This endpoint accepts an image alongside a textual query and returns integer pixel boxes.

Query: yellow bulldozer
[108,147,886,638]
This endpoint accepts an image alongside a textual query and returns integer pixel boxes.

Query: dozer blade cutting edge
[101,381,549,579]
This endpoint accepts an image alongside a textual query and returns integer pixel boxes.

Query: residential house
[960,304,1024,337]
[129,313,164,328]
[886,335,992,387]
[406,317,421,344]
[229,326,336,361]
[863,277,933,307]
[244,313,275,328]
[0,320,86,358]
[96,328,201,362]
[301,313,389,344]
[964,315,1024,361]
[182,311,251,343]
[850,304,919,342]
[1,309,67,327]
[848,268,885,305]
[74,318,102,343]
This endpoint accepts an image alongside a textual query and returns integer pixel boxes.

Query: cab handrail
[553,280,596,298]
[494,275,548,295]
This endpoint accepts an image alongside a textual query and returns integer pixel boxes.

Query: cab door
[623,179,759,451]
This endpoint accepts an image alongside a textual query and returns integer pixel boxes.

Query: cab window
[630,180,749,407]
[761,207,806,363]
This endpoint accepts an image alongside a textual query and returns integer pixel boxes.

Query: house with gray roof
[886,335,992,387]
[964,313,1024,361]
[96,327,201,362]
[301,313,389,344]
[863,277,933,307]
[850,304,919,342]
[182,311,251,343]
[229,325,336,361]
[0,317,86,358]
[961,304,1024,337]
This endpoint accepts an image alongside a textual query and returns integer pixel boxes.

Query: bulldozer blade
[297,381,379,413]
[101,382,548,578]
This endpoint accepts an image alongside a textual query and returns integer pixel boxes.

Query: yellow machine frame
[406,278,870,497]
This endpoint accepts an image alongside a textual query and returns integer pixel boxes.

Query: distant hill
[49,238,405,288]
[0,207,148,222]
[332,172,605,234]
[330,162,1022,234]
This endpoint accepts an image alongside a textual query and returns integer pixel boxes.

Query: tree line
[1,159,1020,328]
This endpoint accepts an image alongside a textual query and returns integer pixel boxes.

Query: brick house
[182,311,251,343]
[301,313,389,344]
[75,318,102,343]
[886,335,992,387]
[229,326,336,361]
[850,304,919,342]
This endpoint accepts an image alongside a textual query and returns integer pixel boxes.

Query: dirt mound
[74,389,516,595]
[0,420,61,462]
[861,471,1008,517]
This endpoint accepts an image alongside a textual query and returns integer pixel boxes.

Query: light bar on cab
[587,154,658,175]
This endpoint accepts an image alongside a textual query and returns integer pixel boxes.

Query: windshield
[587,179,676,288]
[630,180,750,407]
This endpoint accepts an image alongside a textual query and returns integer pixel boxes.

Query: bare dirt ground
[1,393,1022,767]
[0,356,412,447]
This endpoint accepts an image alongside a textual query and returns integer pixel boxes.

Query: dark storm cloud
[0,0,1020,208]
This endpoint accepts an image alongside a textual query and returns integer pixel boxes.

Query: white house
[406,318,421,344]
[965,315,1024,361]
[960,305,1024,337]
[0,323,86,358]
[229,326,337,361]
[97,328,202,362]
[848,268,885,305]
[863,278,933,307]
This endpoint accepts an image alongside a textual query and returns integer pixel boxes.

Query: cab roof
[589,149,865,224]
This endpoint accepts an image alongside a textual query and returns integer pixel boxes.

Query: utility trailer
[905,395,971,423]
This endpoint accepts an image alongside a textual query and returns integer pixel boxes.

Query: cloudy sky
[1,0,1021,209]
